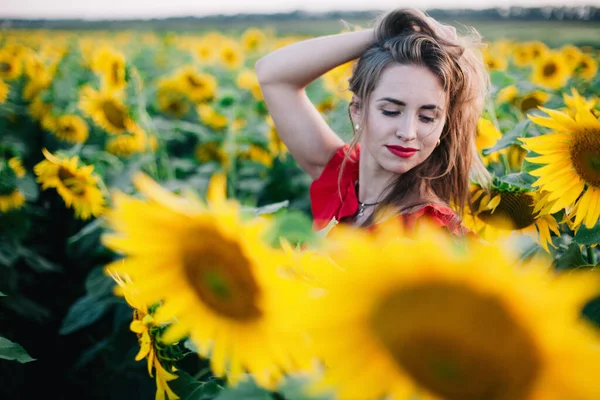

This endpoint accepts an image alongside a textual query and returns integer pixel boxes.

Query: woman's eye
[382,110,399,116]
[419,116,435,123]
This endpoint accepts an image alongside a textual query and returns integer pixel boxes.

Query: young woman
[255,8,490,235]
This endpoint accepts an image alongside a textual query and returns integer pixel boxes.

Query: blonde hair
[341,8,491,228]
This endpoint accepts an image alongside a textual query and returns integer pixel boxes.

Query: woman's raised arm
[255,29,374,179]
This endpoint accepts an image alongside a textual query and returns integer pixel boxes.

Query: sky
[1,0,597,20]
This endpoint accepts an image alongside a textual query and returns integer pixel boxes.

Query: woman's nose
[395,115,417,141]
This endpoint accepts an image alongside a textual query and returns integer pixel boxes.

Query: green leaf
[520,154,540,173]
[17,176,42,203]
[482,119,531,156]
[265,211,316,248]
[0,241,19,267]
[315,217,338,238]
[67,218,104,245]
[496,173,536,191]
[490,70,516,89]
[17,246,63,273]
[85,266,115,298]
[214,378,272,400]
[0,336,35,363]
[574,222,600,246]
[59,295,116,335]
[169,369,224,400]
[244,200,289,216]
[278,375,334,400]
[0,290,5,296]
[555,242,587,270]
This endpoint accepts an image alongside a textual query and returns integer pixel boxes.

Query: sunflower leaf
[0,336,35,363]
[574,223,600,246]
[59,294,117,335]
[0,290,5,296]
[482,119,531,156]
[245,200,289,216]
[214,377,272,400]
[278,375,334,400]
[490,70,516,89]
[16,174,39,202]
[17,246,63,273]
[169,369,224,400]
[496,172,536,191]
[555,242,587,270]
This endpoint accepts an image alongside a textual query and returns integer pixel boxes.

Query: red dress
[309,144,466,235]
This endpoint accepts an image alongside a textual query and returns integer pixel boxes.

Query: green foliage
[0,336,35,363]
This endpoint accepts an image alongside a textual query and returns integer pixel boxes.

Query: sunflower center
[58,167,86,195]
[110,62,120,84]
[371,282,540,400]
[183,233,262,321]
[187,75,205,89]
[542,62,557,77]
[570,129,600,187]
[519,96,543,113]
[101,100,127,130]
[0,62,11,73]
[224,51,235,63]
[476,192,536,230]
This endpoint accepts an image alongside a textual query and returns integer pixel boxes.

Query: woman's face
[353,63,447,176]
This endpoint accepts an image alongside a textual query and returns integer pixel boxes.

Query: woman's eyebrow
[376,97,443,112]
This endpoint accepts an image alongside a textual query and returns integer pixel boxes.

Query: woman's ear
[349,94,361,124]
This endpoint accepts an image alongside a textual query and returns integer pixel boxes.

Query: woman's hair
[341,8,491,228]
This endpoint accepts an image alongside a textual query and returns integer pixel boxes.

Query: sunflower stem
[587,246,597,265]
[500,153,511,174]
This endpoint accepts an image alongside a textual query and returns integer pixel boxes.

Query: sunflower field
[1,24,600,400]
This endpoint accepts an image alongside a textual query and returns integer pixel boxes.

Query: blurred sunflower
[108,272,180,400]
[462,185,560,251]
[79,85,132,134]
[241,28,267,53]
[483,49,507,71]
[0,79,8,103]
[42,114,89,144]
[0,49,23,80]
[194,38,216,64]
[236,69,262,101]
[218,40,244,70]
[238,144,273,168]
[323,61,354,101]
[476,118,502,165]
[560,44,583,71]
[34,149,105,220]
[173,66,217,103]
[157,84,190,118]
[28,96,52,121]
[105,125,149,157]
[102,173,313,389]
[531,52,571,90]
[197,104,227,131]
[90,46,127,91]
[266,116,288,159]
[195,141,228,165]
[574,53,598,81]
[521,99,600,229]
[0,157,27,213]
[518,90,551,113]
[495,84,518,105]
[300,224,600,400]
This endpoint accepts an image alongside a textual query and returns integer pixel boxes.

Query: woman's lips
[386,145,418,158]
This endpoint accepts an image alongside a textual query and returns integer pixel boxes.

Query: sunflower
[483,49,507,71]
[462,185,560,252]
[476,118,502,165]
[266,116,288,159]
[518,90,551,113]
[108,272,180,400]
[194,38,217,64]
[34,149,105,220]
[0,49,23,80]
[79,85,133,134]
[0,156,27,213]
[574,53,598,82]
[8,157,26,178]
[42,114,89,144]
[0,189,25,213]
[560,44,583,71]
[218,40,244,70]
[105,125,149,157]
[28,96,52,121]
[495,84,518,105]
[322,60,354,101]
[102,173,313,389]
[0,79,9,103]
[90,46,127,91]
[236,69,262,101]
[563,88,598,118]
[157,85,190,118]
[195,141,228,166]
[241,28,267,53]
[299,223,600,400]
[521,100,600,229]
[173,66,217,103]
[197,104,227,131]
[238,144,273,168]
[531,52,571,90]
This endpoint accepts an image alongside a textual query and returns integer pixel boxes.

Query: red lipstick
[386,145,418,158]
